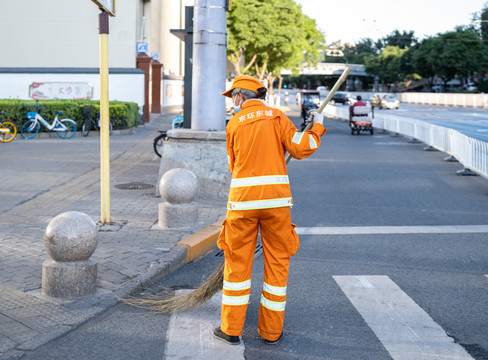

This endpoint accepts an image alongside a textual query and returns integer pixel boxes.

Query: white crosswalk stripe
[165,276,482,358]
[334,275,474,360]
[165,290,245,360]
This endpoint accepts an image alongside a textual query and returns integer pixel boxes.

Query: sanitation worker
[213,75,326,345]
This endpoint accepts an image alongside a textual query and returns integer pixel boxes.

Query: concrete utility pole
[191,0,227,131]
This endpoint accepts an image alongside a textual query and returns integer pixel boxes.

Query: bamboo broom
[123,67,351,313]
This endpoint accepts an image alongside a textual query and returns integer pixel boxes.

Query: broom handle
[285,66,351,164]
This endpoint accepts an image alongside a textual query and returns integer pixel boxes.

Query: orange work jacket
[226,99,326,211]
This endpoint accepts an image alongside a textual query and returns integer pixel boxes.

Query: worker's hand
[307,111,324,126]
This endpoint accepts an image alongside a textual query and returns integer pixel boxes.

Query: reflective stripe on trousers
[263,282,287,296]
[260,295,286,311]
[222,294,250,306]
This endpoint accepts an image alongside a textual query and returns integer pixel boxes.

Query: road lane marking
[165,290,245,360]
[296,225,488,235]
[333,275,474,360]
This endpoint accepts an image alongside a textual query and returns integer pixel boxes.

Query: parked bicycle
[21,102,76,139]
[153,130,167,157]
[0,111,17,143]
[153,114,183,157]
[82,106,113,137]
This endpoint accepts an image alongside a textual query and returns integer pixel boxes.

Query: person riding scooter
[349,95,366,119]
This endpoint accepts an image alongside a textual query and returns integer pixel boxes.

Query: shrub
[0,99,139,131]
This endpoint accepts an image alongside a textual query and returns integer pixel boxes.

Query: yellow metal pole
[99,11,112,223]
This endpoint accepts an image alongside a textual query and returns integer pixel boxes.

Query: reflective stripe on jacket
[226,99,326,210]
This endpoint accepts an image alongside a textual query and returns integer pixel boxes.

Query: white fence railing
[342,92,488,109]
[397,92,488,108]
[323,105,488,180]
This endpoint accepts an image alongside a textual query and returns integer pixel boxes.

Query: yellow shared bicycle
[0,111,17,143]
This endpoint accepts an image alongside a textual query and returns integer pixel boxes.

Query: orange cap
[221,75,265,98]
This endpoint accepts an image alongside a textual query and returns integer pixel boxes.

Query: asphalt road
[383,103,488,142]
[19,109,488,360]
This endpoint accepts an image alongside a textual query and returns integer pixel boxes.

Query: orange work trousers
[217,206,299,341]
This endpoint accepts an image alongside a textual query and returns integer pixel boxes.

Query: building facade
[0,0,192,111]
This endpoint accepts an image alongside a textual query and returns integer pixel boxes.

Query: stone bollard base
[42,259,97,298]
[158,202,198,229]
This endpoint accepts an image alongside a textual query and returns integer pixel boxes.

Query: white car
[370,93,400,109]
[316,86,329,98]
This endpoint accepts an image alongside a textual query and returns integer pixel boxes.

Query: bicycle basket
[82,106,92,116]
[27,112,37,119]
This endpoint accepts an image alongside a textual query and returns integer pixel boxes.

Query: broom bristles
[123,260,225,313]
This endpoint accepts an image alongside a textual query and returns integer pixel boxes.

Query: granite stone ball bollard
[158,168,199,229]
[42,211,98,298]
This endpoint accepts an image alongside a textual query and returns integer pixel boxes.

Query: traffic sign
[151,52,159,62]
[91,0,116,17]
[137,42,148,54]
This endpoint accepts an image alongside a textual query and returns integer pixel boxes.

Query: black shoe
[213,327,240,345]
[263,331,284,345]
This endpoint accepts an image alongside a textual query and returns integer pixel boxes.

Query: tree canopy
[226,0,325,84]
[227,1,488,92]
[328,22,488,92]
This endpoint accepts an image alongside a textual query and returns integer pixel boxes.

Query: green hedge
[0,99,139,131]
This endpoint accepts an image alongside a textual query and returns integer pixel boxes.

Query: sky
[296,0,487,45]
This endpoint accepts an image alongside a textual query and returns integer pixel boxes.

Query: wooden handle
[285,66,351,164]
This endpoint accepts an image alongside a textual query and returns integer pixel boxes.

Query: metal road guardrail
[342,92,488,109]
[397,92,488,109]
[323,105,488,180]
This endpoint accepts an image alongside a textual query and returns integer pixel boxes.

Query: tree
[410,38,438,87]
[266,7,324,93]
[365,45,407,91]
[410,26,488,88]
[382,30,417,49]
[226,0,325,86]
[322,38,378,65]
[472,1,488,42]
[226,0,266,76]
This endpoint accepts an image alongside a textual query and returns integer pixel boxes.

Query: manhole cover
[115,182,155,190]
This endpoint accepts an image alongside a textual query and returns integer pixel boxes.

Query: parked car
[370,93,400,109]
[330,91,351,105]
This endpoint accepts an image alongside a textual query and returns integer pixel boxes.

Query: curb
[116,220,222,298]
[177,221,222,262]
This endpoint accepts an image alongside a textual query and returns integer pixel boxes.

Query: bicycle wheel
[97,118,113,135]
[82,118,92,137]
[153,133,166,157]
[21,120,40,139]
[0,121,17,143]
[57,119,76,139]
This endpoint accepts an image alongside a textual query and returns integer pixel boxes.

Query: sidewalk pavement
[0,111,227,359]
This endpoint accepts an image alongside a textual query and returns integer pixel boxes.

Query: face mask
[233,95,241,113]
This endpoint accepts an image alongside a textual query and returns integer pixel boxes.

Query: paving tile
[0,112,227,357]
